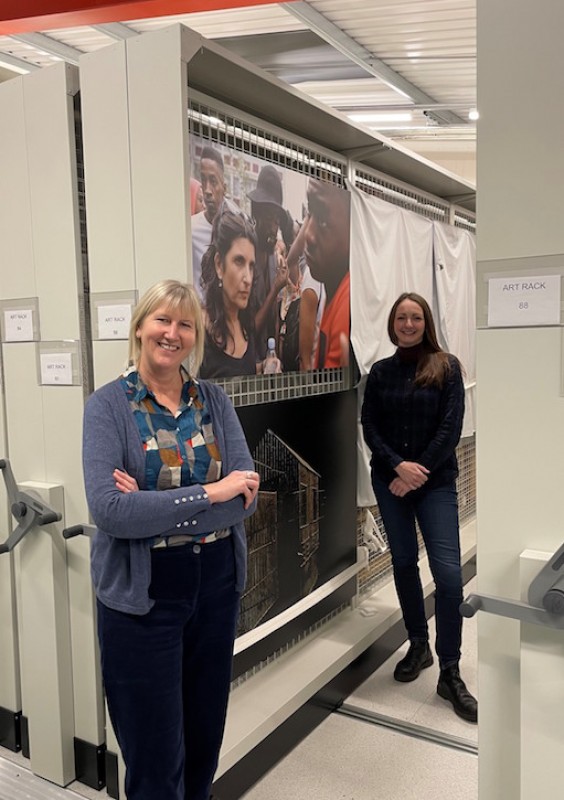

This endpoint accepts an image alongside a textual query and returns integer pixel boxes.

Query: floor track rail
[336,703,478,756]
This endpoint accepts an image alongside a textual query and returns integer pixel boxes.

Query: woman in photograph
[361,292,477,723]
[82,279,259,799]
[200,209,259,378]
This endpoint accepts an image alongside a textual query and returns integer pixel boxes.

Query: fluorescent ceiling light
[348,112,413,124]
[0,58,31,74]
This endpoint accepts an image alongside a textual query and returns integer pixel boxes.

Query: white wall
[476,1,564,797]
[405,140,476,185]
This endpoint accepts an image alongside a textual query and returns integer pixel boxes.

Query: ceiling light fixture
[468,109,479,121]
[348,112,413,124]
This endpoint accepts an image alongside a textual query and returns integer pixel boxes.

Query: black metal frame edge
[0,706,21,753]
[74,736,106,791]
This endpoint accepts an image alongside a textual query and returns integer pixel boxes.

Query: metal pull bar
[62,524,96,540]
[0,458,62,554]
[461,542,564,628]
[460,592,564,629]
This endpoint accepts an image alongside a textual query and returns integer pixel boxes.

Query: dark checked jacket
[361,349,464,491]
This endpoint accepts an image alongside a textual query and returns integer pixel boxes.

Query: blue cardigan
[82,377,256,614]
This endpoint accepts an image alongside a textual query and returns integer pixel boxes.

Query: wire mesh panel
[188,98,347,187]
[353,167,452,221]
[208,368,350,408]
[453,208,477,233]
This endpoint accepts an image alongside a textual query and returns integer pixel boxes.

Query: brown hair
[387,292,459,388]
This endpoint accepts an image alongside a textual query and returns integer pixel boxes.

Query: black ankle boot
[393,640,433,682]
[437,664,478,723]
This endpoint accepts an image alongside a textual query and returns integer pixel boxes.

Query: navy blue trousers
[372,478,463,668]
[97,537,240,800]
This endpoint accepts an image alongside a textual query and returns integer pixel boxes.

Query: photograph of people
[361,292,477,723]
[248,164,289,358]
[82,279,260,800]
[303,178,351,369]
[199,209,259,379]
[190,177,204,215]
[191,146,237,298]
[284,221,326,371]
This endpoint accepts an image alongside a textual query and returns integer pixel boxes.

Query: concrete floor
[0,580,478,800]
[241,579,478,800]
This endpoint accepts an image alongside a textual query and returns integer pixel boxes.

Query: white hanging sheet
[350,186,435,376]
[350,187,435,506]
[433,222,477,437]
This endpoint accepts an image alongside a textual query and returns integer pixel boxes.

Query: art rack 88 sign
[488,274,561,327]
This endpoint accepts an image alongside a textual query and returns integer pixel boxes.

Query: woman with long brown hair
[361,292,477,723]
[199,209,258,378]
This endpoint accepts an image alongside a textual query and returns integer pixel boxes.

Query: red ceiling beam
[0,0,285,35]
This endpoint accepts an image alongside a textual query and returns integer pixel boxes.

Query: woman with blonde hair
[83,279,259,799]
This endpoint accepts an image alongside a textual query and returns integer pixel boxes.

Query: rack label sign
[98,304,131,339]
[4,309,33,341]
[488,275,561,327]
[40,353,73,385]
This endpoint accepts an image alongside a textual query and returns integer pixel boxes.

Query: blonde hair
[128,280,204,375]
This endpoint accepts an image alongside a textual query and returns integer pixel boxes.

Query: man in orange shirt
[303,178,351,368]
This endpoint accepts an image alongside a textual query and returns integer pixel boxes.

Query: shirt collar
[123,364,199,405]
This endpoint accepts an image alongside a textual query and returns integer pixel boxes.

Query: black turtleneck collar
[397,343,425,364]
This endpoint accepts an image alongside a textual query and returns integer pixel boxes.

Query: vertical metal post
[16,482,75,786]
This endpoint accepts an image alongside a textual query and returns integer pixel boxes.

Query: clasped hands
[113,467,260,509]
[389,461,429,497]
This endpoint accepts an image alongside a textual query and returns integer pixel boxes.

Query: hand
[389,477,411,497]
[274,253,289,292]
[204,470,260,509]
[394,461,429,490]
[114,468,139,493]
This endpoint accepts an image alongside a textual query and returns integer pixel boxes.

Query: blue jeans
[372,477,463,668]
[97,536,240,800]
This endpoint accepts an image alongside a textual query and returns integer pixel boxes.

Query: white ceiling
[0,1,476,182]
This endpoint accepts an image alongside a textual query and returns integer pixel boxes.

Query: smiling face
[393,299,426,347]
[136,305,197,378]
[216,236,255,313]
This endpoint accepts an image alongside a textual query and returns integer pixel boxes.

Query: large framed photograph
[189,136,351,377]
